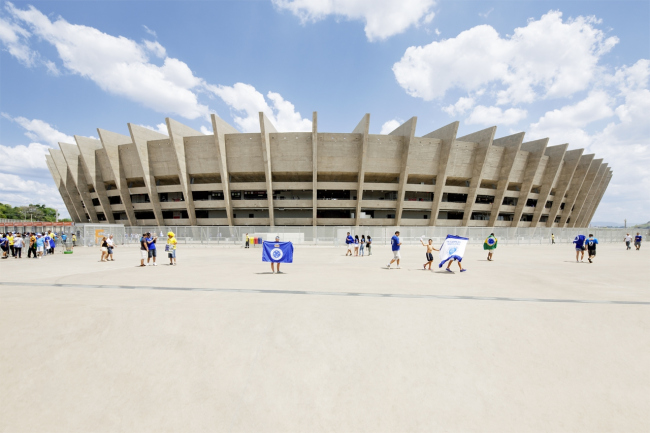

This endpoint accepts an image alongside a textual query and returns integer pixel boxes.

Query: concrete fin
[46,154,80,222]
[60,142,98,222]
[352,113,370,134]
[545,148,584,227]
[559,153,595,227]
[530,143,568,226]
[511,138,548,226]
[210,114,238,226]
[569,158,603,227]
[76,135,115,224]
[488,132,525,226]
[312,112,318,226]
[422,122,459,225]
[390,117,417,226]
[259,112,277,226]
[353,113,371,226]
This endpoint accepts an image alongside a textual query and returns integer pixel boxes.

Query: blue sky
[1,0,648,224]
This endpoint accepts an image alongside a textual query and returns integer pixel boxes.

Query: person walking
[366,235,372,255]
[139,233,148,267]
[359,235,365,257]
[483,233,498,261]
[634,232,642,250]
[573,234,586,262]
[99,237,108,261]
[345,232,354,256]
[166,231,177,265]
[7,232,14,257]
[106,235,116,261]
[245,233,250,248]
[0,233,7,259]
[35,234,45,258]
[28,233,36,258]
[387,231,402,269]
[146,232,157,266]
[72,233,77,248]
[585,234,598,263]
[445,258,466,273]
[624,233,633,250]
[13,234,23,258]
[354,235,360,256]
[49,233,56,255]
[551,233,555,244]
[420,238,439,270]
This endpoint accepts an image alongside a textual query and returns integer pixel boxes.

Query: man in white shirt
[106,235,116,260]
[624,233,633,250]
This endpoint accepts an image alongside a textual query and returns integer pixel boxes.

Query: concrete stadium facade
[46,113,611,228]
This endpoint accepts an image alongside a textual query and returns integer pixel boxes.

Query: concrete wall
[47,113,611,228]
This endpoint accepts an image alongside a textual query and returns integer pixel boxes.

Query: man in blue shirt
[0,234,7,259]
[634,233,642,250]
[35,234,45,258]
[573,234,586,262]
[145,232,157,266]
[387,231,402,269]
[345,232,354,256]
[585,234,598,263]
[43,233,51,256]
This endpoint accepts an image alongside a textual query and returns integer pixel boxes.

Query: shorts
[588,249,596,256]
[37,246,44,253]
[634,242,641,247]
[168,250,176,259]
[107,247,114,254]
[101,247,108,252]
[1,246,6,252]
[148,249,157,258]
[140,250,148,259]
[426,252,433,262]
[576,248,583,251]
[393,250,401,259]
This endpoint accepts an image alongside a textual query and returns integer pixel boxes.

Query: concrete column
[578,165,609,228]
[259,113,277,227]
[558,154,595,227]
[45,154,80,223]
[75,136,115,224]
[312,112,318,226]
[487,132,525,227]
[59,142,99,223]
[390,117,417,227]
[50,148,87,222]
[165,118,203,225]
[353,114,370,226]
[210,114,238,226]
[457,126,496,226]
[512,138,548,227]
[127,124,168,226]
[545,149,584,228]
[97,129,137,226]
[569,159,603,228]
[585,170,612,226]
[530,144,568,227]
[424,122,459,226]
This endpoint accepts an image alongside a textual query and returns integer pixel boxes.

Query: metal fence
[74,224,646,247]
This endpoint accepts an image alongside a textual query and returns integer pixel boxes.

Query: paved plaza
[1,243,648,432]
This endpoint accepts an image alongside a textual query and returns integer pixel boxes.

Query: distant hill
[591,221,624,227]
[632,221,650,229]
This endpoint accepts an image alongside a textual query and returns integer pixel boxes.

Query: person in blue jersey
[634,232,642,250]
[43,233,51,256]
[0,233,8,259]
[146,232,158,266]
[387,231,402,269]
[345,232,354,256]
[585,234,598,263]
[35,234,45,258]
[573,234,586,262]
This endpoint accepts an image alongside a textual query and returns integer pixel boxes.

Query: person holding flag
[438,234,468,273]
[263,235,294,274]
[483,233,498,261]
[573,234,586,262]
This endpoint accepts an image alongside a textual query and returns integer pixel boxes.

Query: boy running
[387,231,401,269]
[585,234,598,263]
[420,238,439,270]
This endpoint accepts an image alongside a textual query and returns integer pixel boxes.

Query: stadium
[46,113,611,228]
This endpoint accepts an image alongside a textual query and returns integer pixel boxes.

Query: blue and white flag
[438,235,469,268]
[262,241,294,263]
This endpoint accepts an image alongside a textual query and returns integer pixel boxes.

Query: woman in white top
[13,234,24,259]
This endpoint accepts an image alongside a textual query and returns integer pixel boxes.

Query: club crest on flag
[438,235,469,268]
[262,241,294,263]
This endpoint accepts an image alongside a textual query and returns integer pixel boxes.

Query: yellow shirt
[7,235,13,246]
[167,238,177,250]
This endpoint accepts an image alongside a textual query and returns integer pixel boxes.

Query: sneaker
[153,263,157,266]
[446,268,453,273]
[396,266,400,269]
[386,264,391,269]
[460,269,467,272]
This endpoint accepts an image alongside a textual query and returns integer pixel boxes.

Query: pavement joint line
[2,281,649,305]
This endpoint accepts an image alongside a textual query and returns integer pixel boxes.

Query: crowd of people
[345,233,372,257]
[0,230,75,259]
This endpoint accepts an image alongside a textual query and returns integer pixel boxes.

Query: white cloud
[465,105,527,125]
[0,172,65,214]
[0,142,51,173]
[142,40,166,58]
[380,119,402,134]
[527,59,650,223]
[209,83,312,132]
[434,28,440,36]
[442,96,475,116]
[393,11,619,104]
[138,123,169,135]
[5,2,209,119]
[0,14,36,66]
[479,8,494,19]
[142,25,157,38]
[2,114,74,146]
[200,125,212,135]
[272,0,436,41]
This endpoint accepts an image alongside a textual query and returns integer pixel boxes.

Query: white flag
[438,235,469,268]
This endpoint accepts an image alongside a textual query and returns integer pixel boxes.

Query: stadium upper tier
[46,113,611,228]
